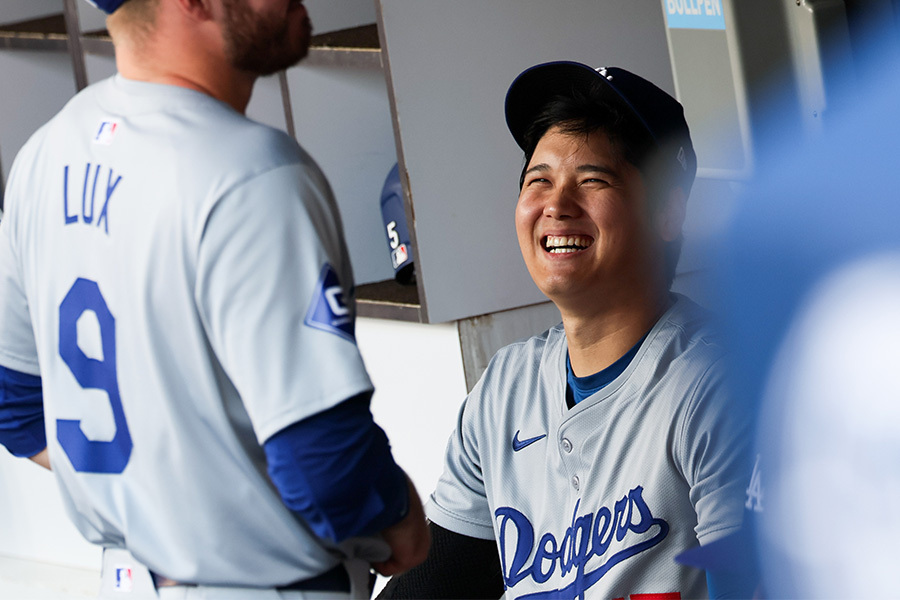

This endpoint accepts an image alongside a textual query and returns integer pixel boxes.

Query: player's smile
[542,234,595,254]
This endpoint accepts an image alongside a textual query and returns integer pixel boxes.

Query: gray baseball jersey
[0,76,377,585]
[427,295,748,600]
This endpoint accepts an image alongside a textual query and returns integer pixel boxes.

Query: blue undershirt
[263,393,409,543]
[565,333,648,407]
[0,365,46,458]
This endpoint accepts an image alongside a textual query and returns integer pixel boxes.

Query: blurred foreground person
[680,26,900,599]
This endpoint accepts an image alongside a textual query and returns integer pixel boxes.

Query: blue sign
[664,0,726,30]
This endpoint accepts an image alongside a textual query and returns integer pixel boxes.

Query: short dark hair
[518,82,654,187]
[518,80,684,288]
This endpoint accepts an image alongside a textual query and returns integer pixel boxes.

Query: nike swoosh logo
[512,431,547,452]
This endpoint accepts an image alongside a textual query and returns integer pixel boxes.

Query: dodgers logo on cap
[304,264,355,342]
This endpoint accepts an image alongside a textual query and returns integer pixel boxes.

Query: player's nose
[542,184,581,220]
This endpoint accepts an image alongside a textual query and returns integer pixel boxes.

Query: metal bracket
[62,0,88,91]
[278,71,297,140]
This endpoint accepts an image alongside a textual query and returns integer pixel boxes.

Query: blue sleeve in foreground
[0,365,47,458]
[707,568,758,600]
[264,394,409,543]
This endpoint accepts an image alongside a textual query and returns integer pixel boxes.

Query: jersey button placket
[558,425,579,491]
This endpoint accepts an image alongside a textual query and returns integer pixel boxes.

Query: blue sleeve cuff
[0,365,46,458]
[264,394,409,542]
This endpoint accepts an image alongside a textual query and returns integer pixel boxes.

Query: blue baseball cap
[85,0,130,14]
[505,61,697,191]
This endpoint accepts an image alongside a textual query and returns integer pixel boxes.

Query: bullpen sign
[664,0,726,30]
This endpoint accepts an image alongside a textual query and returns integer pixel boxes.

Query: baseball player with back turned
[379,62,750,600]
[0,0,429,597]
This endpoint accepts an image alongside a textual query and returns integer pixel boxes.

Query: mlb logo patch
[94,120,119,145]
[114,566,134,592]
[391,244,410,269]
[304,264,355,342]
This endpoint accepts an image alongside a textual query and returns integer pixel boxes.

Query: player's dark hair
[518,81,684,289]
[518,85,653,188]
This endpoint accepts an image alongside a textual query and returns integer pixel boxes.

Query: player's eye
[527,177,550,186]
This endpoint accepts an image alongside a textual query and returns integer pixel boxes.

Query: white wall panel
[74,0,106,34]
[0,1,62,26]
[305,0,376,35]
[84,53,116,85]
[246,73,289,133]
[286,65,397,285]
[0,454,101,570]
[0,51,76,187]
[357,317,466,499]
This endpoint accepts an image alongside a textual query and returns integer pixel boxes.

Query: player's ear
[656,186,686,243]
[171,0,214,22]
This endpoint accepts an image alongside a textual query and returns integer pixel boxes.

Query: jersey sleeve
[195,161,372,444]
[0,189,41,376]
[677,358,752,544]
[426,377,495,540]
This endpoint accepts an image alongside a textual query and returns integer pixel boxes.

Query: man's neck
[561,287,671,378]
[113,22,255,114]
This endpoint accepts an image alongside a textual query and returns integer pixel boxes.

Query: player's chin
[531,267,588,297]
[271,36,311,71]
[284,10,312,53]
[531,251,592,280]
[294,32,312,60]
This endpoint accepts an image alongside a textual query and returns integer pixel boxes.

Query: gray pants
[99,549,372,600]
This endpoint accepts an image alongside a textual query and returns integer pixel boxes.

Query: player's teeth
[544,235,592,249]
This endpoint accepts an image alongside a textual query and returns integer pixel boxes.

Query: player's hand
[28,448,51,470]
[371,474,430,576]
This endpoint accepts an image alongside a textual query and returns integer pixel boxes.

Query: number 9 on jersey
[57,277,132,474]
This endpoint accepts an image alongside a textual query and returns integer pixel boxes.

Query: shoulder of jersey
[483,323,564,377]
[83,78,306,175]
[186,107,305,174]
[667,295,726,356]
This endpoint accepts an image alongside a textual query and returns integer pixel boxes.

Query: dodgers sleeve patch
[304,264,355,342]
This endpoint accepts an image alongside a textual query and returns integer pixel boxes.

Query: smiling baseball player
[379,62,750,600]
[0,0,429,597]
